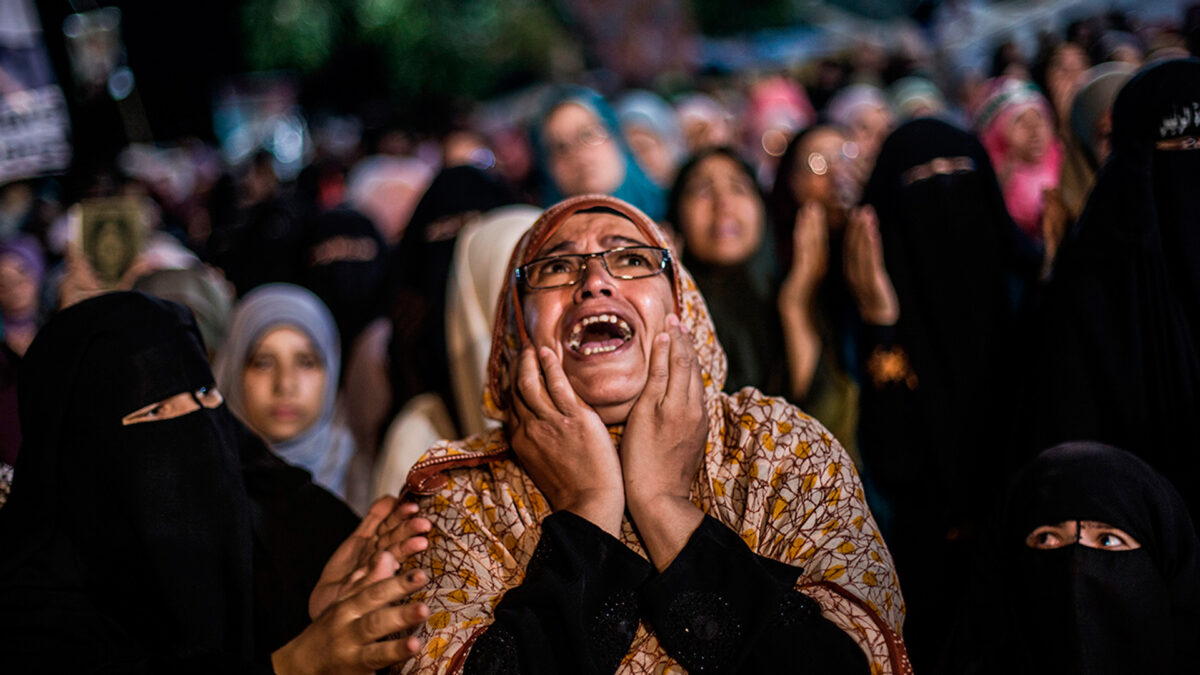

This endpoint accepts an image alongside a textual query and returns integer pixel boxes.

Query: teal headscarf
[531,86,666,221]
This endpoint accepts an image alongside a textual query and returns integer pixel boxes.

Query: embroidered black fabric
[464,512,868,674]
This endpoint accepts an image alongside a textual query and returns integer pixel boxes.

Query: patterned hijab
[400,195,910,674]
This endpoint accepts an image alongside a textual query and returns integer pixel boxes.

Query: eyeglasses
[546,123,611,158]
[806,141,860,175]
[517,246,671,289]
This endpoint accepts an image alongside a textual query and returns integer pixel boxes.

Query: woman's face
[847,104,892,163]
[624,125,674,187]
[677,154,764,266]
[0,253,38,317]
[1047,43,1089,120]
[1008,107,1051,165]
[789,127,849,214]
[1026,520,1141,551]
[521,211,674,424]
[543,103,626,197]
[241,326,326,443]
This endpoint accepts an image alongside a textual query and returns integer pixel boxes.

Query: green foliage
[242,0,570,104]
[242,0,339,73]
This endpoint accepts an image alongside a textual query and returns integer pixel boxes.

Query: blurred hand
[510,345,625,535]
[779,201,829,311]
[272,554,429,675]
[59,244,154,309]
[1040,187,1070,277]
[844,205,899,326]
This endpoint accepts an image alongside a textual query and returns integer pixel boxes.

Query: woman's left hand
[620,314,708,567]
[310,497,430,620]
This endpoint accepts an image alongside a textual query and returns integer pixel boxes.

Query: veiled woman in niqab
[0,292,427,672]
[851,117,1038,667]
[945,442,1200,674]
[1030,58,1200,518]
[0,292,257,671]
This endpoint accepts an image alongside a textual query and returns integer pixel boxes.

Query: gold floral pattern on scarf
[393,195,910,674]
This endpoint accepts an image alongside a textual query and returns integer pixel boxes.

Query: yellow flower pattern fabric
[393,195,910,674]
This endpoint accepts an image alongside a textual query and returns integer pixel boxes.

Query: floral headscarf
[399,195,910,674]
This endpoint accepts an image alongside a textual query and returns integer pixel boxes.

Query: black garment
[298,206,389,362]
[857,118,1038,668]
[668,148,789,397]
[388,166,520,423]
[0,292,258,672]
[1030,59,1200,518]
[0,292,357,672]
[944,442,1200,675]
[464,512,867,674]
[209,187,305,298]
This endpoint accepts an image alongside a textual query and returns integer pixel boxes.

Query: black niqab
[0,292,256,672]
[952,442,1200,675]
[1030,58,1200,514]
[860,117,1034,515]
[298,206,389,358]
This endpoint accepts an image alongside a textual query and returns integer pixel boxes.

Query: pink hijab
[976,77,1063,241]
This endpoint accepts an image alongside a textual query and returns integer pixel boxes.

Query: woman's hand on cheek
[621,314,708,567]
[510,344,625,536]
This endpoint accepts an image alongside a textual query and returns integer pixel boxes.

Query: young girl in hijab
[215,283,359,504]
[976,77,1063,242]
[946,442,1200,674]
[532,86,666,221]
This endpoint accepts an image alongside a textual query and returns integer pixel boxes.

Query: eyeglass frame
[516,245,672,290]
[545,123,612,159]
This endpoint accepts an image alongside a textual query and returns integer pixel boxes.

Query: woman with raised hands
[374,194,909,674]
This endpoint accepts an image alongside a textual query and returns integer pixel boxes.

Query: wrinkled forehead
[533,211,650,257]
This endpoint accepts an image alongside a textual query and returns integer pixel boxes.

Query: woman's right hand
[510,345,625,536]
[779,201,829,312]
[844,205,899,326]
[272,553,430,675]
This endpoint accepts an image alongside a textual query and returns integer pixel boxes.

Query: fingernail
[667,314,679,328]
[656,333,669,345]
[538,346,553,359]
[407,570,427,584]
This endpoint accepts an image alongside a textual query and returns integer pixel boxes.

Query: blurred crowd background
[3,0,1200,670]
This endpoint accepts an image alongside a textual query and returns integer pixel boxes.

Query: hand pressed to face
[510,345,625,535]
[522,212,675,424]
[621,314,708,504]
[621,314,708,569]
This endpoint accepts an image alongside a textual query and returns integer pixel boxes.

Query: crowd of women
[1,6,1199,674]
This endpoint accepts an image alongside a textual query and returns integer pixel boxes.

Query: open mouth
[566,313,634,356]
